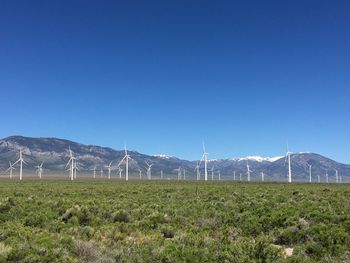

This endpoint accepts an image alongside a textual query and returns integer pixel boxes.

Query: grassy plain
[0,180,349,262]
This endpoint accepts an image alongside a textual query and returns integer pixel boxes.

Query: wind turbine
[6,161,16,179]
[211,166,214,181]
[74,160,79,179]
[176,167,181,180]
[100,168,103,177]
[107,161,113,179]
[118,144,132,181]
[261,171,264,182]
[325,169,329,183]
[218,170,221,181]
[233,171,236,181]
[285,143,292,183]
[160,169,163,180]
[146,162,153,180]
[93,166,96,179]
[239,173,242,181]
[13,150,27,181]
[195,161,200,181]
[306,163,312,183]
[246,161,251,182]
[35,162,43,179]
[139,169,142,179]
[335,169,339,184]
[199,142,208,181]
[118,167,123,179]
[183,169,186,180]
[65,147,76,181]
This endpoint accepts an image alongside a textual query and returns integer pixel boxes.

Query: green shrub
[112,210,130,223]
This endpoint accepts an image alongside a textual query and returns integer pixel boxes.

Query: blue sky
[1,1,350,162]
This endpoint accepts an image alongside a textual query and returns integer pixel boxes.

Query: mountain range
[0,136,349,182]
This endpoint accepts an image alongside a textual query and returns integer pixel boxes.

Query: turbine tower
[285,143,292,183]
[139,169,142,179]
[6,161,16,179]
[246,161,251,182]
[200,142,209,181]
[107,161,113,179]
[261,171,264,182]
[195,161,200,181]
[146,162,153,180]
[176,167,181,180]
[100,168,103,177]
[233,171,236,181]
[160,169,163,180]
[211,166,214,181]
[73,160,78,179]
[306,163,312,183]
[118,144,132,181]
[14,150,27,181]
[35,162,43,179]
[335,169,339,184]
[93,166,96,179]
[118,167,123,179]
[218,170,221,181]
[183,169,186,180]
[65,147,76,181]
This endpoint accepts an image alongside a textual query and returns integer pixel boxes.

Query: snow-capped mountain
[0,136,349,182]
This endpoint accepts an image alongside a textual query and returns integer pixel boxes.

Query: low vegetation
[0,180,349,262]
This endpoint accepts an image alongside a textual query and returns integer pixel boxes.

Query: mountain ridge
[0,136,349,182]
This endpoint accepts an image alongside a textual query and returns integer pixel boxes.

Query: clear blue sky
[1,1,349,162]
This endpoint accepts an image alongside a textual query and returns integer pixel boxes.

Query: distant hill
[0,136,349,182]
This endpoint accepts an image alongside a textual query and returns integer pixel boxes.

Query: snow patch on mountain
[232,156,283,162]
[153,154,172,159]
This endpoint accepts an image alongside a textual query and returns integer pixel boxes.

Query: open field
[0,181,350,262]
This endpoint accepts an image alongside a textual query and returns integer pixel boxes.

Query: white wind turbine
[261,171,264,182]
[146,162,153,180]
[324,169,329,183]
[176,167,181,180]
[211,166,214,181]
[239,173,242,181]
[100,167,103,177]
[107,161,113,179]
[285,143,292,183]
[65,147,76,181]
[6,161,16,179]
[160,169,163,180]
[118,144,132,181]
[93,166,96,179]
[246,161,251,182]
[335,169,339,184]
[118,166,123,179]
[183,169,186,180]
[195,161,200,181]
[233,171,236,181]
[199,142,208,181]
[306,163,312,183]
[13,150,27,181]
[138,169,142,179]
[73,160,79,179]
[218,170,221,181]
[35,162,44,179]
